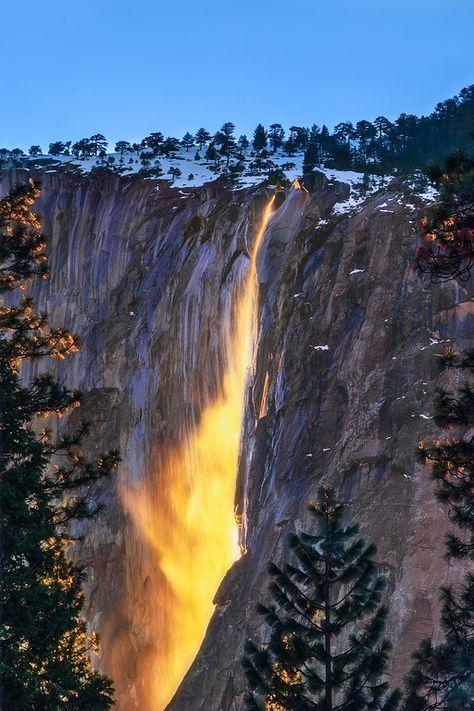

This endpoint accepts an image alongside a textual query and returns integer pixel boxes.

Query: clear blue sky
[3,0,474,150]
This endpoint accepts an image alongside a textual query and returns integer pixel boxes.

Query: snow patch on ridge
[17,151,439,204]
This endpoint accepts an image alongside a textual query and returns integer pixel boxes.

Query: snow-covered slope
[17,148,383,191]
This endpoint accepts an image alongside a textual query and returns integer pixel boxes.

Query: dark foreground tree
[0,180,118,709]
[402,364,474,711]
[404,148,474,709]
[243,487,401,711]
[415,149,474,281]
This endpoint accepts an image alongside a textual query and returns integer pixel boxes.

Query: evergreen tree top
[243,487,400,711]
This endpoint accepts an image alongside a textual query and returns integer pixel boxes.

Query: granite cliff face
[1,168,469,710]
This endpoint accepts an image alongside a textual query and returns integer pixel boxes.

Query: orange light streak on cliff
[119,196,275,710]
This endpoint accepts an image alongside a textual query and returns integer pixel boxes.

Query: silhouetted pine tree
[181,132,195,151]
[242,488,401,711]
[141,131,164,156]
[415,149,474,281]
[302,142,319,174]
[213,122,237,166]
[238,135,250,153]
[89,133,107,156]
[0,180,118,709]
[269,124,285,152]
[205,142,219,166]
[404,148,474,708]
[194,127,211,150]
[402,351,474,711]
[115,140,132,156]
[253,124,268,153]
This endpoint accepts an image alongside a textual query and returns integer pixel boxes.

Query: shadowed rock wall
[1,169,469,710]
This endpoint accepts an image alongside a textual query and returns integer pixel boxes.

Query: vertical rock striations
[167,179,472,709]
[0,168,469,710]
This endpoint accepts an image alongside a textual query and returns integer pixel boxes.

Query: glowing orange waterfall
[119,195,276,710]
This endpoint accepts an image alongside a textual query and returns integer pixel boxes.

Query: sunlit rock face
[0,169,469,710]
[166,180,471,709]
